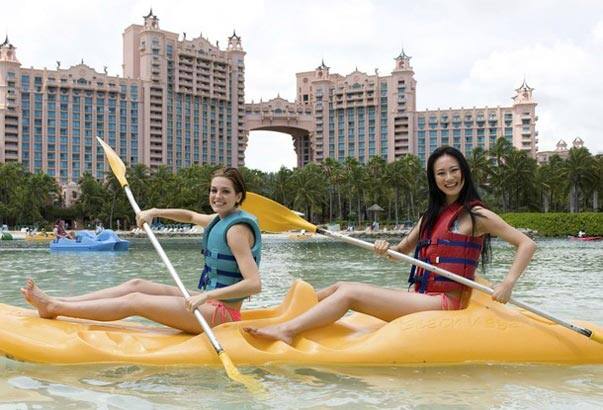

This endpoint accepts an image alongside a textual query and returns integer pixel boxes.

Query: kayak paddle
[96,137,264,393]
[241,192,602,344]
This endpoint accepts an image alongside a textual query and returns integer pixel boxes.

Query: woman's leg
[21,281,214,334]
[32,277,183,302]
[245,282,442,345]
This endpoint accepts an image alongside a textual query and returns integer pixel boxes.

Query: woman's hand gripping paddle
[241,192,602,344]
[96,137,265,394]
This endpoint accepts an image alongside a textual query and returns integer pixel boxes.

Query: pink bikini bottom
[425,292,463,310]
[207,300,241,326]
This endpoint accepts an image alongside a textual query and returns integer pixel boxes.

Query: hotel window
[418,117,425,130]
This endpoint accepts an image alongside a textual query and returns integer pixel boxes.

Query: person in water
[21,168,262,334]
[246,146,536,345]
[53,219,73,240]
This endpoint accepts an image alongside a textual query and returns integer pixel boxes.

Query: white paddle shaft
[317,228,593,338]
[124,186,223,351]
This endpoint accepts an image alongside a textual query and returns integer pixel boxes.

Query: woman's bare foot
[244,325,295,345]
[20,278,57,319]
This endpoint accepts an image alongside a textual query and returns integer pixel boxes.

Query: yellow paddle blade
[96,137,128,187]
[218,352,266,396]
[242,193,317,233]
[590,330,603,344]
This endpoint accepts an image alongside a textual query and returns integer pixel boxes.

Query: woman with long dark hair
[246,146,535,345]
[22,168,262,334]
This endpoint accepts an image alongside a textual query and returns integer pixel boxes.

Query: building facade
[123,10,246,170]
[0,10,246,201]
[1,12,540,199]
[279,51,538,166]
[0,36,143,190]
[536,137,584,165]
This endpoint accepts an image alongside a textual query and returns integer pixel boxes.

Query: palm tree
[126,164,151,211]
[561,147,595,213]
[270,166,293,207]
[342,157,366,224]
[504,150,538,210]
[320,158,342,222]
[289,163,326,223]
[488,138,514,211]
[0,163,26,226]
[176,164,215,211]
[468,147,491,194]
[384,155,424,224]
[592,154,602,211]
[148,165,178,208]
[489,137,513,167]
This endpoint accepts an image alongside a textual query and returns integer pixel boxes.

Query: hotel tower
[0,10,246,205]
[246,51,537,167]
[0,11,538,202]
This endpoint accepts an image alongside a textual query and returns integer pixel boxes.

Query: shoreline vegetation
[0,141,600,235]
[5,211,601,240]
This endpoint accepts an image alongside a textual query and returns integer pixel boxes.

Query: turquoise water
[0,236,601,409]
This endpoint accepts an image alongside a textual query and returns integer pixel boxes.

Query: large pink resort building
[0,10,538,202]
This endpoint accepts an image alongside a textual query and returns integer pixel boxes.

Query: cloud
[593,20,603,43]
[462,41,603,153]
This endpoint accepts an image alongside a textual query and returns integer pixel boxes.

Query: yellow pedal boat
[24,232,53,241]
[0,277,601,366]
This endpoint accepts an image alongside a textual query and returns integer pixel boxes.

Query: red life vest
[408,201,484,293]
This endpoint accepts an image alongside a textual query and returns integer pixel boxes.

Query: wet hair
[419,146,491,268]
[211,167,247,205]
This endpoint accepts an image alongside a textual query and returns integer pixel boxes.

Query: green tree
[561,147,595,213]
[289,163,326,223]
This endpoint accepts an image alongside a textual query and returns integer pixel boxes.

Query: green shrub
[500,213,603,237]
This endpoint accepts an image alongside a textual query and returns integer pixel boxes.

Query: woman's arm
[392,219,421,254]
[374,218,421,258]
[474,207,537,303]
[137,208,216,228]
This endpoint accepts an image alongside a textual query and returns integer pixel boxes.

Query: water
[0,236,601,409]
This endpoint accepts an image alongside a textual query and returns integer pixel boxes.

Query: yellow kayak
[0,277,601,366]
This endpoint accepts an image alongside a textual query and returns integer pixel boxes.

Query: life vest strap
[434,256,479,266]
[436,238,481,249]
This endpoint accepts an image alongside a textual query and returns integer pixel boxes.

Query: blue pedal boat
[50,229,129,251]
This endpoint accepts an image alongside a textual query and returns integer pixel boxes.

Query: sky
[2,0,602,171]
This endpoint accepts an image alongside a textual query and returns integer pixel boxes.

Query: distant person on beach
[577,230,586,238]
[245,146,536,345]
[22,168,262,334]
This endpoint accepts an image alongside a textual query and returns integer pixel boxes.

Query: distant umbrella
[367,204,384,222]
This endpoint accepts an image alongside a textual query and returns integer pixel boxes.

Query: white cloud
[593,20,603,43]
[462,41,603,152]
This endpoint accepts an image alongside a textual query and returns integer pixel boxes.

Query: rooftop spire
[143,8,155,19]
[143,8,159,29]
[516,77,533,92]
[316,59,329,70]
[397,48,411,60]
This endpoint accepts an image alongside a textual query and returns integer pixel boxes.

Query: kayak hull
[568,236,602,241]
[0,277,601,366]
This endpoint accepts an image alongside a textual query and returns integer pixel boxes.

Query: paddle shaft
[124,186,224,352]
[316,227,594,339]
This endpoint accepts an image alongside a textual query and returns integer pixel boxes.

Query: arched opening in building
[245,130,298,172]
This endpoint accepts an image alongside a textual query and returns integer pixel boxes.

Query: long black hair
[419,146,491,268]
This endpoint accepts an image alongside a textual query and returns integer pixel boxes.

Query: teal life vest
[199,210,262,302]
